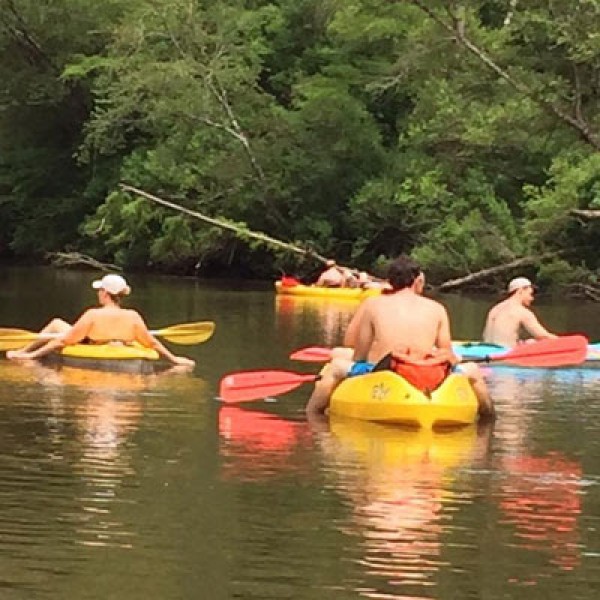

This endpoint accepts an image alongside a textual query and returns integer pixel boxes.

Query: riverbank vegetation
[1,1,599,290]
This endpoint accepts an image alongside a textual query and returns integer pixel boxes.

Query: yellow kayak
[47,342,164,374]
[275,281,381,300]
[330,370,478,428]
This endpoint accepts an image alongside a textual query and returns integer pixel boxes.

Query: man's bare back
[483,300,531,347]
[306,255,492,418]
[353,291,449,363]
[483,279,555,347]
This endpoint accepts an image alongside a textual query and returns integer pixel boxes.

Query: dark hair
[387,255,422,291]
[106,291,125,305]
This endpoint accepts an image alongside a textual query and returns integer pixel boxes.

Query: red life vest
[388,352,451,394]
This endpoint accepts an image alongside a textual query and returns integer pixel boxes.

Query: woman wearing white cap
[482,276,557,347]
[7,274,195,367]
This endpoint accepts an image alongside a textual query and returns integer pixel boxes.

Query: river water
[0,266,599,599]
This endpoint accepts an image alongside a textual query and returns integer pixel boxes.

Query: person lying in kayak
[315,259,347,287]
[355,271,391,290]
[306,255,494,418]
[483,277,557,347]
[6,274,195,367]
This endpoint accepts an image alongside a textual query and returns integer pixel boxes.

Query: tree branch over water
[119,184,328,265]
[438,253,560,291]
[407,0,600,151]
[571,209,600,220]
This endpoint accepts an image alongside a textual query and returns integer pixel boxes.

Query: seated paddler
[6,274,195,367]
[306,255,494,419]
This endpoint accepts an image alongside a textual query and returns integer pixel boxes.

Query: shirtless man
[306,256,493,418]
[7,274,195,367]
[315,260,345,287]
[483,277,556,347]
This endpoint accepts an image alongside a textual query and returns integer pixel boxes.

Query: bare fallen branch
[47,252,121,272]
[571,209,600,220]
[437,253,558,291]
[120,183,328,265]
[568,283,600,302]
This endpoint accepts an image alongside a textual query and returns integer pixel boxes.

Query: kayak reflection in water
[7,274,195,367]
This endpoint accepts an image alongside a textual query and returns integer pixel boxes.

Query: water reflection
[487,368,585,575]
[218,406,311,481]
[0,361,194,551]
[275,295,357,347]
[312,416,491,598]
[499,453,581,572]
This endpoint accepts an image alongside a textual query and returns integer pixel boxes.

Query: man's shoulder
[123,308,143,319]
[380,292,447,314]
[419,295,448,312]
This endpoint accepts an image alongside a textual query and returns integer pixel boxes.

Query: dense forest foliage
[1,0,599,288]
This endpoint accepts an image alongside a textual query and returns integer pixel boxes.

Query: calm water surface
[0,266,599,599]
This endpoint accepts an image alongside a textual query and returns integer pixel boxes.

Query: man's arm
[434,306,459,364]
[521,309,557,340]
[352,304,374,362]
[343,301,369,347]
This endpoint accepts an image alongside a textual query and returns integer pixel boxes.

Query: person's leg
[306,358,352,415]
[330,347,353,361]
[7,318,71,359]
[7,338,65,360]
[460,362,495,420]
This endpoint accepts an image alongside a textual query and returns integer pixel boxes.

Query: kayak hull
[43,343,166,374]
[275,281,381,300]
[330,370,478,428]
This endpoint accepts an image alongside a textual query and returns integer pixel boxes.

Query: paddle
[221,335,588,403]
[468,335,588,367]
[0,321,215,351]
[291,335,589,364]
[289,346,334,362]
[219,370,319,403]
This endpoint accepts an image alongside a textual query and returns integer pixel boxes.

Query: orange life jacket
[388,351,451,394]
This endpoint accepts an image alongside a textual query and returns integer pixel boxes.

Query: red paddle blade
[289,346,333,362]
[219,370,318,403]
[487,335,588,367]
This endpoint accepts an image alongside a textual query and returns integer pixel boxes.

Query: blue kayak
[453,341,600,367]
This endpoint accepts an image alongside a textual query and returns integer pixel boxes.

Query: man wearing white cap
[482,276,557,347]
[7,274,195,367]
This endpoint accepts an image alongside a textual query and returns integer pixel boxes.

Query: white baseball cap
[507,276,534,294]
[92,274,131,295]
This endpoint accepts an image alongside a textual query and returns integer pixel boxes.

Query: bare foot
[7,350,30,360]
[164,364,194,375]
[174,357,195,368]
